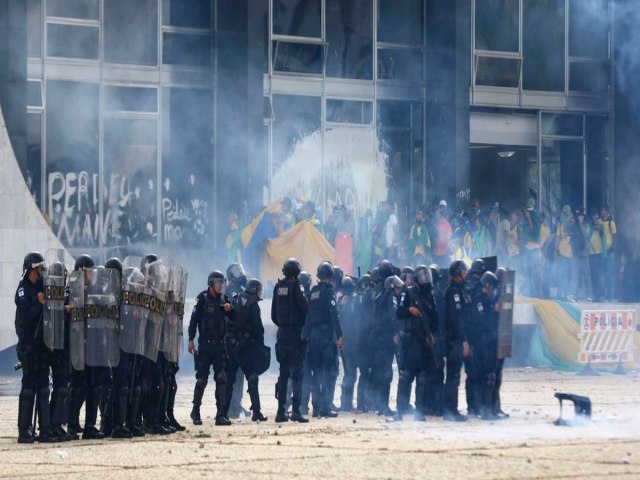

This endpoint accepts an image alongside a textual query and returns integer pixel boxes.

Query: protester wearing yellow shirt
[555,205,575,298]
[600,204,617,301]
[588,212,605,301]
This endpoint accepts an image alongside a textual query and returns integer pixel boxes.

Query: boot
[37,387,60,443]
[99,388,113,437]
[275,405,289,423]
[166,382,185,431]
[289,407,309,423]
[67,386,86,434]
[83,387,105,439]
[215,416,231,426]
[111,388,133,439]
[127,386,145,437]
[51,387,75,441]
[17,388,36,444]
[191,379,206,425]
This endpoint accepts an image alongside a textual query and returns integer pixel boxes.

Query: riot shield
[120,266,147,356]
[176,271,188,359]
[43,249,67,350]
[161,266,187,363]
[143,260,168,362]
[85,266,121,367]
[68,270,86,371]
[497,269,516,359]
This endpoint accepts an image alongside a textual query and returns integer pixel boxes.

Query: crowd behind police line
[15,248,509,444]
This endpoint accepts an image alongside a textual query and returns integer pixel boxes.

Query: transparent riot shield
[43,249,67,350]
[85,266,121,367]
[143,260,168,362]
[161,266,178,363]
[497,269,516,359]
[68,270,86,371]
[120,266,147,357]
[176,270,188,360]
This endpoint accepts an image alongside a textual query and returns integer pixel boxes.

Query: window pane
[104,118,158,245]
[162,88,214,246]
[163,32,212,67]
[47,23,99,60]
[46,0,99,20]
[569,0,609,59]
[162,0,212,28]
[475,0,519,52]
[105,86,158,112]
[273,0,321,37]
[326,0,373,79]
[542,113,583,136]
[569,62,610,94]
[475,56,520,87]
[105,0,158,66]
[45,80,99,247]
[273,41,323,74]
[378,0,423,45]
[27,81,42,107]
[27,0,42,58]
[523,0,565,92]
[377,48,422,82]
[26,112,42,204]
[327,99,373,124]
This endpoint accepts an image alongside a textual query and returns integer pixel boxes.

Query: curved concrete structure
[0,105,73,351]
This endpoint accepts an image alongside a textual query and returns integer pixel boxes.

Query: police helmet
[226,263,247,287]
[449,260,468,278]
[316,262,334,281]
[415,265,433,286]
[429,264,441,285]
[140,254,159,275]
[245,278,263,300]
[369,267,381,283]
[282,258,302,278]
[378,260,394,279]
[470,258,486,276]
[496,267,507,283]
[332,265,344,286]
[298,271,312,291]
[48,260,66,277]
[23,251,45,274]
[357,274,371,291]
[207,270,225,286]
[384,275,404,290]
[105,257,123,276]
[481,271,499,289]
[341,276,355,295]
[74,254,95,272]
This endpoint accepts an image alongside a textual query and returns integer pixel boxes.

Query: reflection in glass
[273,0,321,37]
[46,80,99,247]
[104,118,158,245]
[273,41,323,74]
[377,0,423,45]
[162,88,214,246]
[569,62,610,94]
[541,113,583,137]
[540,139,584,214]
[523,0,565,92]
[475,0,519,52]
[162,0,212,29]
[27,0,42,58]
[105,0,158,66]
[163,32,213,67]
[377,48,422,82]
[475,56,520,87]
[106,86,158,113]
[46,0,99,20]
[47,24,99,60]
[326,99,373,124]
[569,0,609,59]
[326,0,373,79]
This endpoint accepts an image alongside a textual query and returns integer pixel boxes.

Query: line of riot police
[14,250,188,443]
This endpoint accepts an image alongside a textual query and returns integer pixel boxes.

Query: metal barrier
[578,310,637,373]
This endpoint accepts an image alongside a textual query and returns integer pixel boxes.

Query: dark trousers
[193,341,227,418]
[443,343,463,415]
[307,340,339,414]
[589,254,604,302]
[369,344,394,413]
[48,348,69,427]
[276,341,305,413]
[17,348,51,431]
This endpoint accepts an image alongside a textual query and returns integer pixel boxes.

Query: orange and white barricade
[578,310,637,364]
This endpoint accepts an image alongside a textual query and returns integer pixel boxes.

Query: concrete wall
[0,103,72,351]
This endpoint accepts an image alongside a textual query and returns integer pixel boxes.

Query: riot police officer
[355,274,373,412]
[443,260,469,422]
[338,277,361,412]
[306,262,344,418]
[369,274,402,417]
[15,252,58,443]
[427,264,446,416]
[396,265,438,421]
[188,270,234,426]
[463,258,486,416]
[477,271,500,420]
[225,263,250,418]
[272,258,309,423]
[297,270,313,415]
[224,279,268,422]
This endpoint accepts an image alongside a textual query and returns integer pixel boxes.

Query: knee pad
[195,377,208,390]
[214,370,227,385]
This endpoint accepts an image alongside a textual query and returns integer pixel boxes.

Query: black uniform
[188,290,233,421]
[271,277,309,416]
[15,276,54,441]
[225,281,246,417]
[428,276,446,415]
[463,275,483,416]
[396,284,438,417]
[305,282,342,416]
[369,287,399,415]
[475,288,500,417]
[224,292,265,417]
[356,284,377,412]
[338,293,362,411]
[443,281,467,418]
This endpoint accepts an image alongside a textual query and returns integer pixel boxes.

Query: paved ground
[0,369,639,479]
